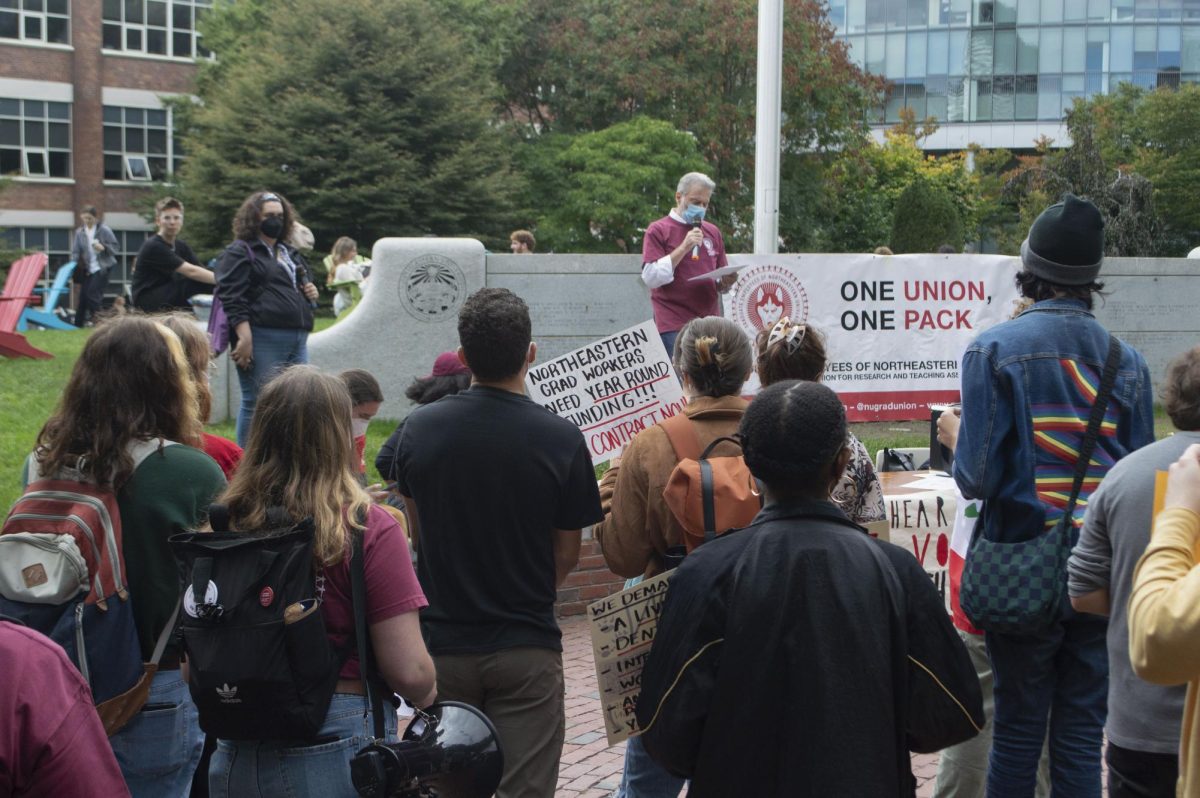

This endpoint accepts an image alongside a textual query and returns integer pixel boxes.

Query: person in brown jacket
[595,316,752,798]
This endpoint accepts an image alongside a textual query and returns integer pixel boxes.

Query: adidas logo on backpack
[0,440,179,735]
[217,683,240,703]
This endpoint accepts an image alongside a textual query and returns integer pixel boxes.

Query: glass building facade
[832,0,1200,135]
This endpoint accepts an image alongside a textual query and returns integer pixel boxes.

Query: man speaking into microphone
[641,172,736,356]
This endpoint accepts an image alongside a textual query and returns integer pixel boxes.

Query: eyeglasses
[260,193,280,203]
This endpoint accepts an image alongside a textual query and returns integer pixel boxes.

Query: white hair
[677,172,716,195]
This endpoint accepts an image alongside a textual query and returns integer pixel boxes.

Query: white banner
[724,254,1022,421]
[526,320,686,464]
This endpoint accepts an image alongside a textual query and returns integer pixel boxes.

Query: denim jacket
[953,298,1154,546]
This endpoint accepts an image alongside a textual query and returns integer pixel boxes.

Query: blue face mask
[683,204,706,223]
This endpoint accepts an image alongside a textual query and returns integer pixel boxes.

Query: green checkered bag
[960,336,1121,635]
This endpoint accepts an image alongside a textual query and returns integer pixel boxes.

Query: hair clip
[766,316,806,354]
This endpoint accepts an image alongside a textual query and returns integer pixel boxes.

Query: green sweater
[118,444,225,660]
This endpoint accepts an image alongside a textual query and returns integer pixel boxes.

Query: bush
[890,179,964,254]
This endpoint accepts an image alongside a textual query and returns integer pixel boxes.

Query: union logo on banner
[730,263,810,332]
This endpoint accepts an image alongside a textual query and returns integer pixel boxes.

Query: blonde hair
[158,313,213,423]
[219,366,369,566]
[331,236,357,264]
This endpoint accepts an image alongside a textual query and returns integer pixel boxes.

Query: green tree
[809,112,980,253]
[489,0,879,250]
[533,117,710,253]
[175,0,519,254]
[1004,107,1162,257]
[890,178,963,253]
[1126,85,1200,254]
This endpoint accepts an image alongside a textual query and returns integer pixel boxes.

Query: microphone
[295,263,319,309]
[691,220,702,261]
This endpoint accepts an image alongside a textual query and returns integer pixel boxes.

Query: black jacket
[636,499,985,797]
[215,238,313,332]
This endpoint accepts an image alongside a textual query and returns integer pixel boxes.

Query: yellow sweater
[1129,507,1200,798]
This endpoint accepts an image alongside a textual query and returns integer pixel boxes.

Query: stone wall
[206,243,1199,617]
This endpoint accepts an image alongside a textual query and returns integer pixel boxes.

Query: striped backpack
[0,440,178,734]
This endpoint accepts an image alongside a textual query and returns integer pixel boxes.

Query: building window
[102,0,211,59]
[110,229,149,293]
[0,98,71,178]
[102,105,182,181]
[0,0,69,45]
[0,227,72,289]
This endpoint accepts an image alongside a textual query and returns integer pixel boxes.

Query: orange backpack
[661,411,764,553]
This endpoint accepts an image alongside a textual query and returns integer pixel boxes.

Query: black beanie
[1020,194,1105,286]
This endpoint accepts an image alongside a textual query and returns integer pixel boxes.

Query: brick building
[1,0,207,295]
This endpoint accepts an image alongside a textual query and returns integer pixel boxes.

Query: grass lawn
[0,323,1177,511]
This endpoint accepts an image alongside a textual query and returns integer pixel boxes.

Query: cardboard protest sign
[587,572,673,745]
[723,253,1022,421]
[526,321,686,464]
[887,488,957,614]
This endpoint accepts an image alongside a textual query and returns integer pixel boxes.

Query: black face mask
[260,216,285,239]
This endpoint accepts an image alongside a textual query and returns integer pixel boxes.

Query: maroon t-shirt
[0,622,130,797]
[642,214,728,333]
[320,504,427,680]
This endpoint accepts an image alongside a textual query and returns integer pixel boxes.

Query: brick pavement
[555,614,942,797]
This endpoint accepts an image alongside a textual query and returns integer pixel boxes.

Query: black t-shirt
[131,235,201,312]
[395,385,603,654]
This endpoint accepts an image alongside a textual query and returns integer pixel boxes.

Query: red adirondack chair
[0,253,53,359]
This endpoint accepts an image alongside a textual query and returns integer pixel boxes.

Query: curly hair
[405,373,471,405]
[458,288,531,382]
[674,316,751,398]
[755,323,827,387]
[740,380,847,490]
[1015,269,1105,311]
[231,190,297,243]
[1162,346,1200,432]
[221,366,370,567]
[35,315,203,487]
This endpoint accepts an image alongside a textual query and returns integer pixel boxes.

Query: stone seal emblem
[730,263,810,332]
[398,254,466,322]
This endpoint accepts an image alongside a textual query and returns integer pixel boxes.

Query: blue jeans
[618,734,685,798]
[659,331,680,362]
[108,669,203,798]
[235,325,309,445]
[209,693,400,798]
[986,613,1108,798]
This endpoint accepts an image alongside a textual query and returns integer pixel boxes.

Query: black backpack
[169,506,360,741]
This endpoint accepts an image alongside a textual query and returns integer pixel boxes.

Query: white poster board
[723,253,1022,421]
[587,572,674,745]
[526,321,686,464]
[886,489,957,614]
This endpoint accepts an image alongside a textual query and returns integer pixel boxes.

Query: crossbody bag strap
[1063,336,1123,521]
[150,597,181,665]
[351,529,386,740]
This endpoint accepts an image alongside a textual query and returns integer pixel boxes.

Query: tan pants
[434,647,565,798]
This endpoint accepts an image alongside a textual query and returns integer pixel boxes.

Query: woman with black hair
[636,381,984,797]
